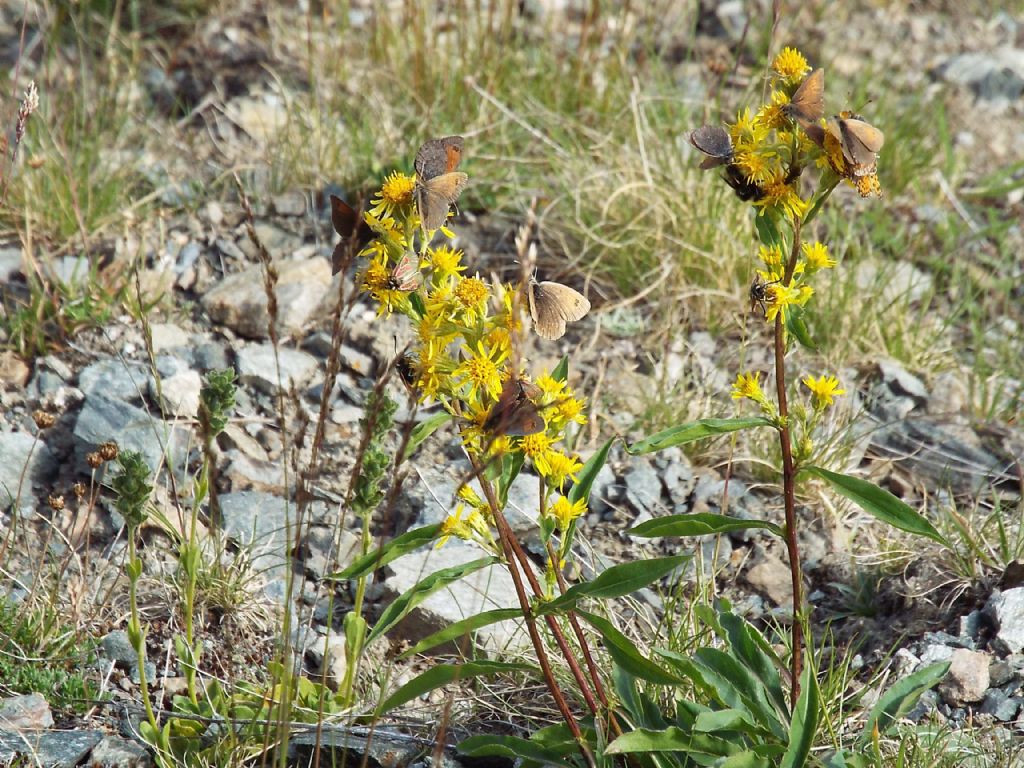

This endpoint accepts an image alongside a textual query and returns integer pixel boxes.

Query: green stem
[127,531,159,731]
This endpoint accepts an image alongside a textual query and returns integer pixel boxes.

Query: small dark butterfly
[689,125,734,169]
[483,377,545,437]
[329,195,374,275]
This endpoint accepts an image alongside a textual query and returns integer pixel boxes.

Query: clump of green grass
[0,598,98,715]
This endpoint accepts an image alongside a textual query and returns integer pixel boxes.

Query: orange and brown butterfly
[329,195,374,275]
[482,376,545,437]
[528,278,590,341]
[825,111,884,177]
[781,68,825,128]
[414,136,469,232]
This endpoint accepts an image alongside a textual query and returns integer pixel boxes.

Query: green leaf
[552,355,569,383]
[692,647,786,737]
[721,753,773,768]
[719,611,787,717]
[497,452,525,508]
[325,523,440,581]
[409,291,426,318]
[693,708,766,736]
[457,735,575,767]
[377,660,533,714]
[628,418,774,454]
[576,611,686,685]
[402,412,452,461]
[569,438,615,506]
[536,555,689,615]
[398,609,523,658]
[786,306,816,351]
[858,661,951,744]
[606,727,739,757]
[801,467,948,546]
[781,664,819,768]
[754,214,782,247]
[628,513,784,539]
[367,557,498,644]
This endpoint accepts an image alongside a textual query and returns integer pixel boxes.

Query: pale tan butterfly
[414,136,469,232]
[528,278,591,340]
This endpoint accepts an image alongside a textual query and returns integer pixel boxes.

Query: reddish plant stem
[776,216,804,705]
[468,457,596,768]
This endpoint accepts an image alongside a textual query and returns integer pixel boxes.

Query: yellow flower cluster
[753,240,835,325]
[350,168,590,552]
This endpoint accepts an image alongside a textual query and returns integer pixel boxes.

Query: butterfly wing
[838,118,884,166]
[689,125,734,169]
[416,172,469,231]
[784,68,824,125]
[329,195,374,275]
[415,136,465,181]
[529,281,590,340]
[389,252,422,291]
[483,377,545,436]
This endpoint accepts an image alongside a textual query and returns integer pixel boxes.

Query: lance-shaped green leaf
[719,611,787,716]
[858,661,950,744]
[398,609,523,659]
[606,727,739,758]
[781,664,818,768]
[377,660,534,714]
[325,523,440,581]
[402,412,452,461]
[628,513,783,539]
[569,437,615,506]
[536,555,689,615]
[552,355,569,383]
[457,735,576,767]
[786,305,816,351]
[801,466,947,546]
[629,417,774,454]
[576,611,686,685]
[367,557,497,644]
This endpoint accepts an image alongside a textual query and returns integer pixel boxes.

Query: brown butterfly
[782,68,825,127]
[414,136,469,232]
[689,125,734,169]
[387,252,422,292]
[528,279,591,340]
[826,112,884,176]
[482,376,545,437]
[329,195,374,275]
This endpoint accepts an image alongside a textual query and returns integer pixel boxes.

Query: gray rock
[100,629,138,670]
[236,344,319,395]
[919,644,955,666]
[193,341,231,372]
[744,552,793,608]
[381,539,528,655]
[0,729,101,766]
[989,659,1016,688]
[299,526,361,581]
[214,237,246,262]
[149,323,191,353]
[586,463,618,514]
[47,255,90,286]
[0,693,53,729]
[938,648,990,706]
[906,688,940,723]
[854,262,934,308]
[272,192,307,217]
[935,48,1024,105]
[623,460,663,514]
[219,491,293,580]
[77,359,149,403]
[73,394,190,478]
[149,366,202,418]
[663,459,696,506]
[202,259,331,339]
[980,689,1021,722]
[0,246,22,282]
[988,588,1024,654]
[222,450,289,495]
[877,358,929,407]
[0,431,57,509]
[691,471,727,513]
